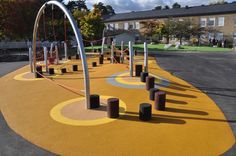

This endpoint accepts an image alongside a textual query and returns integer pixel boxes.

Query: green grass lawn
[85,44,233,52]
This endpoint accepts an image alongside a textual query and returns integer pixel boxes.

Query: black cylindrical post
[139,103,152,121]
[73,65,78,71]
[149,88,160,101]
[140,72,149,82]
[61,68,67,73]
[49,68,55,75]
[90,94,100,109]
[92,62,97,67]
[135,65,143,77]
[146,76,155,90]
[107,98,120,118]
[155,91,166,111]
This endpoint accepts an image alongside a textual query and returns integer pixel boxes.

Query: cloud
[85,0,235,13]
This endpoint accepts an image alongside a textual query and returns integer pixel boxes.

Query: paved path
[0,62,55,156]
[156,52,236,155]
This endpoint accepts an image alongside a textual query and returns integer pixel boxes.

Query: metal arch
[32,0,91,109]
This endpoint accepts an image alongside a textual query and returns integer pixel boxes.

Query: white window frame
[200,18,207,27]
[218,17,224,27]
[124,22,129,30]
[115,23,119,29]
[234,17,236,26]
[208,17,216,27]
[135,22,140,29]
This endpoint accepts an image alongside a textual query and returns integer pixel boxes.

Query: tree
[164,5,170,9]
[161,19,176,44]
[94,2,115,16]
[172,2,181,9]
[66,0,88,12]
[140,20,165,42]
[154,6,162,10]
[209,0,228,5]
[80,7,105,40]
[0,0,46,40]
[174,19,192,45]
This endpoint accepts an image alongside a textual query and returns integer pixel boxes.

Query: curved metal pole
[144,42,148,73]
[32,0,91,109]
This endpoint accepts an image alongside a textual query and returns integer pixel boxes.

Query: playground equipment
[32,0,91,109]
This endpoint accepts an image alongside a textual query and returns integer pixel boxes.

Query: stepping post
[68,56,72,60]
[92,62,97,67]
[149,88,159,101]
[135,65,143,77]
[49,68,55,75]
[73,65,78,71]
[155,91,166,111]
[140,72,149,82]
[99,55,104,64]
[89,94,100,109]
[107,98,120,118]
[61,68,67,74]
[139,103,152,121]
[146,76,155,90]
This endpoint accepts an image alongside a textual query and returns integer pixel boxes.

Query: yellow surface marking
[14,72,43,81]
[50,96,126,126]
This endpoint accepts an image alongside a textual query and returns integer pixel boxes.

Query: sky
[65,0,235,13]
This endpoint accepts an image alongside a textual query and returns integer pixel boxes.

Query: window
[135,22,140,29]
[129,24,134,29]
[234,17,236,26]
[124,23,129,30]
[115,23,119,29]
[233,32,236,40]
[218,17,224,26]
[208,33,215,40]
[200,18,207,27]
[216,33,223,40]
[208,18,216,27]
[108,23,114,30]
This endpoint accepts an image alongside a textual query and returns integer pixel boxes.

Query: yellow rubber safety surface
[0,56,235,156]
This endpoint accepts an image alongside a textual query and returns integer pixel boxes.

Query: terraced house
[103,2,236,45]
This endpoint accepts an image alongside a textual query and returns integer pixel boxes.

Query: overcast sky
[65,0,235,13]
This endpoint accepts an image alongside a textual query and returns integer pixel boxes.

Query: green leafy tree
[93,2,115,16]
[172,2,181,9]
[80,7,105,40]
[154,6,162,10]
[174,19,192,45]
[161,19,176,44]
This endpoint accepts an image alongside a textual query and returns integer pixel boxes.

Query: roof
[103,2,236,23]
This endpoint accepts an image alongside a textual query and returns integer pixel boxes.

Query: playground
[0,1,235,155]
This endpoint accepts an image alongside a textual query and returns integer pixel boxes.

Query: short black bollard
[49,68,55,75]
[76,54,79,60]
[73,65,78,71]
[135,65,143,77]
[141,72,149,82]
[61,68,67,74]
[36,71,43,78]
[139,103,152,121]
[99,55,104,64]
[146,76,155,91]
[68,56,71,60]
[107,98,120,118]
[36,66,42,72]
[115,56,120,63]
[107,57,111,61]
[90,94,100,109]
[150,88,160,101]
[92,62,97,67]
[155,91,166,111]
